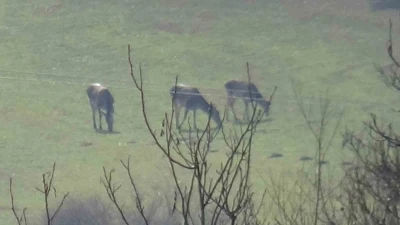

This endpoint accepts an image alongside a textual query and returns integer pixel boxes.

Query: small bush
[42,196,115,225]
[41,194,181,225]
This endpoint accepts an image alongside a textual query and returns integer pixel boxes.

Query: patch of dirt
[156,11,217,35]
[2,106,58,129]
[268,153,284,158]
[156,21,183,34]
[80,141,93,147]
[160,0,189,8]
[300,156,313,161]
[327,24,356,45]
[190,10,217,35]
[30,0,63,18]
[0,108,13,121]
[280,0,399,30]
[0,168,13,182]
[0,206,18,212]
[0,169,9,177]
[127,139,137,144]
[244,0,256,4]
[280,0,368,22]
[51,106,68,117]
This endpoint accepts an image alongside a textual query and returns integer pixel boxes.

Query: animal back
[170,84,201,107]
[97,89,114,113]
[225,80,263,99]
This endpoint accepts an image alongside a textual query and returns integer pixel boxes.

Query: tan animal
[86,83,115,132]
[224,79,277,121]
[170,83,222,130]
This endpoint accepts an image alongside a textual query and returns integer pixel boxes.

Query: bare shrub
[265,15,400,225]
[101,45,268,225]
[338,16,400,225]
[44,196,114,225]
[265,83,344,225]
[10,162,69,225]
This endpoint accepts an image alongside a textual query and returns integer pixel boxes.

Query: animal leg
[244,101,249,121]
[174,104,181,129]
[98,108,103,130]
[179,108,190,130]
[227,96,239,122]
[193,110,198,130]
[225,96,232,121]
[91,108,97,129]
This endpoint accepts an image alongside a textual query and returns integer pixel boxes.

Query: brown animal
[224,79,277,121]
[86,83,115,132]
[170,83,222,130]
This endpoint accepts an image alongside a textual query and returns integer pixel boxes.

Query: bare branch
[101,167,130,225]
[127,45,194,170]
[121,156,150,225]
[9,177,28,225]
[33,162,69,225]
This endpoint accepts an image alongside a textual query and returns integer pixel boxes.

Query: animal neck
[197,98,212,113]
[257,99,270,112]
[253,92,264,100]
[255,97,266,105]
[202,105,219,122]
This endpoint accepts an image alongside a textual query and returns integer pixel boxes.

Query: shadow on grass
[177,118,273,134]
[45,195,181,225]
[178,126,221,133]
[95,129,120,135]
[176,119,272,138]
[268,153,284,159]
[370,0,400,11]
[232,117,274,125]
[299,156,313,162]
[342,161,353,166]
[319,160,329,165]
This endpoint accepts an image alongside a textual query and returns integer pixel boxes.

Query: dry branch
[102,45,268,225]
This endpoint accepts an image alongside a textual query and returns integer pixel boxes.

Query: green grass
[0,0,398,223]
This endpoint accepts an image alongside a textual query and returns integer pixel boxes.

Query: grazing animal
[170,83,222,130]
[86,83,115,132]
[224,79,277,121]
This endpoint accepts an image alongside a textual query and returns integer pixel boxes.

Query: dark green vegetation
[0,0,399,224]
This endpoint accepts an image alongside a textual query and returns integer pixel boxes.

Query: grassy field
[0,0,399,223]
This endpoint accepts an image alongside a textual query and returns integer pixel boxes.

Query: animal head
[103,93,115,133]
[259,86,277,117]
[208,103,223,128]
[103,89,114,132]
[258,99,271,116]
[103,111,114,132]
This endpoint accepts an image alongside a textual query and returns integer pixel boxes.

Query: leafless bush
[45,194,179,225]
[265,83,344,225]
[10,162,69,225]
[338,16,400,225]
[265,15,400,225]
[101,45,268,225]
[44,196,114,225]
[340,115,400,225]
